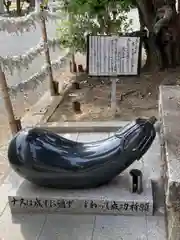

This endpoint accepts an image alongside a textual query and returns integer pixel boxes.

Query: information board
[87,35,141,76]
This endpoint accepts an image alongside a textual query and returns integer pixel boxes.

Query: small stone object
[73,101,81,113]
[129,169,143,194]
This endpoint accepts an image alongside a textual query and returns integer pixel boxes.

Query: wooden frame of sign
[86,34,142,77]
[86,34,142,114]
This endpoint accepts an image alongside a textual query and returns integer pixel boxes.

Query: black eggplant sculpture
[8,117,157,189]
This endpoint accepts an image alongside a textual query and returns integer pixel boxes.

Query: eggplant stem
[148,116,157,125]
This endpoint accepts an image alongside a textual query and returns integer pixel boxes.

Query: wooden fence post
[0,0,4,14]
[71,51,77,72]
[69,13,77,73]
[0,66,18,136]
[40,9,59,96]
[16,0,21,16]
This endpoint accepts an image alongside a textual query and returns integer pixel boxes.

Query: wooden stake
[0,66,18,136]
[72,82,80,90]
[73,101,81,113]
[40,14,58,96]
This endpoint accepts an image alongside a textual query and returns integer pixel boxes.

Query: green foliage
[56,0,133,53]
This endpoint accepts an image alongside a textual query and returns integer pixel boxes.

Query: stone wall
[159,85,180,240]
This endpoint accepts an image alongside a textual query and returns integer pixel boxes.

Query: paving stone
[39,214,95,240]
[92,215,147,240]
[146,216,166,240]
[0,205,45,240]
[142,135,165,216]
[143,137,162,181]
[0,170,23,216]
[0,145,10,184]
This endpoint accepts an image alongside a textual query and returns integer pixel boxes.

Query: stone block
[159,86,180,204]
[159,85,180,239]
[39,214,95,240]
[93,215,147,240]
[8,170,153,215]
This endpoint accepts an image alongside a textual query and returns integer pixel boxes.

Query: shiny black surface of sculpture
[8,117,157,189]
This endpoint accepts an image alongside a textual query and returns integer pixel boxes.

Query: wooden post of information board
[111,77,117,115]
[40,7,59,96]
[0,66,19,136]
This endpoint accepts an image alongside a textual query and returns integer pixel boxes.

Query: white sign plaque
[87,35,141,76]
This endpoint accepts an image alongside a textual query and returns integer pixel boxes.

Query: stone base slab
[8,172,153,216]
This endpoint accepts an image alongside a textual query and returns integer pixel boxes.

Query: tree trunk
[29,0,35,8]
[178,0,180,13]
[137,6,158,71]
[16,0,21,15]
[135,0,178,71]
[3,0,11,14]
[144,36,160,71]
[136,2,159,71]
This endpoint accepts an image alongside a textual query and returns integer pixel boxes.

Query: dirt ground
[49,62,180,123]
